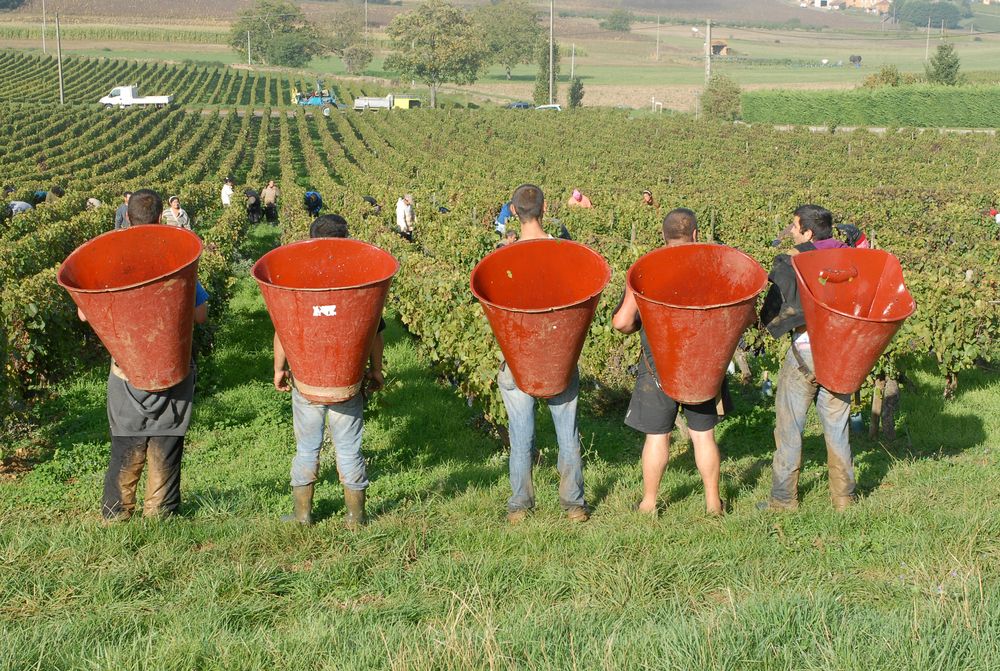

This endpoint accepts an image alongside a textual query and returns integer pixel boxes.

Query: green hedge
[742,85,1000,128]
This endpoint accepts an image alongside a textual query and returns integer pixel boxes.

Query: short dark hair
[793,204,834,241]
[50,185,65,197]
[511,184,544,222]
[309,213,349,238]
[127,189,162,225]
[662,207,697,242]
[123,191,132,199]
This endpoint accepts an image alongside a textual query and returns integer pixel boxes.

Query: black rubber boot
[344,488,367,529]
[281,484,314,525]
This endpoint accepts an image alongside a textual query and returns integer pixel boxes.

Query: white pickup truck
[99,85,172,109]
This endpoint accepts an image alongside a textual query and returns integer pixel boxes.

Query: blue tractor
[293,80,345,109]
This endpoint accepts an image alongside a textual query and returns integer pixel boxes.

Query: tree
[321,7,364,56]
[926,42,962,85]
[863,64,920,88]
[266,32,315,68]
[384,0,489,108]
[896,0,963,30]
[701,74,741,122]
[342,45,373,76]
[476,0,543,80]
[230,0,325,67]
[599,9,633,33]
[533,41,560,106]
[567,77,584,109]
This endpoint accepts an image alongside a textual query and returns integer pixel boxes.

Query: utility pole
[548,0,554,105]
[41,0,46,54]
[247,30,251,66]
[940,19,944,37]
[55,13,64,105]
[365,0,369,44]
[655,15,660,61]
[925,16,930,61]
[570,43,575,80]
[704,19,712,84]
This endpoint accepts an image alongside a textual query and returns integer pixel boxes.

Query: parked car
[505,101,532,109]
[534,104,562,112]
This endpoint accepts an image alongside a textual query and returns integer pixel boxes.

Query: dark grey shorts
[625,368,732,435]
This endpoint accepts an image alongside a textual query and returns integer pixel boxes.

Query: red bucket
[252,238,398,403]
[627,243,768,403]
[57,225,203,391]
[792,248,915,394]
[471,239,611,398]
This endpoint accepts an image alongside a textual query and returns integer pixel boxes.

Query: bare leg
[690,428,722,515]
[638,433,669,513]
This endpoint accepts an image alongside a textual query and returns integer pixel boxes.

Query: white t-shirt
[221,184,233,206]
[793,329,811,352]
[396,199,413,231]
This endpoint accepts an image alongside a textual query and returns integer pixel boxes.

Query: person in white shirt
[221,179,234,207]
[395,193,415,241]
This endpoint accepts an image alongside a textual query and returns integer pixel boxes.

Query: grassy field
[1,223,998,669]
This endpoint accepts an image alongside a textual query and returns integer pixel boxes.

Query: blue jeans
[290,388,368,491]
[497,363,585,512]
[771,347,854,505]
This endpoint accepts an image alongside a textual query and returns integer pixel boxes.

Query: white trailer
[353,95,393,111]
[99,85,172,108]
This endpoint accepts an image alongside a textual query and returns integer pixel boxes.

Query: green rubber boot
[344,488,367,529]
[280,484,314,525]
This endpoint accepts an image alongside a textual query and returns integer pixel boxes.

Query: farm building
[711,40,730,56]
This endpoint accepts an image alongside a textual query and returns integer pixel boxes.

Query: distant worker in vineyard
[6,200,33,217]
[641,190,657,209]
[395,193,415,242]
[245,188,263,224]
[304,190,323,217]
[362,195,382,217]
[261,180,280,223]
[272,213,384,528]
[44,185,64,204]
[114,192,132,230]
[79,188,210,522]
[566,188,592,209]
[611,208,729,517]
[758,204,854,513]
[161,195,191,230]
[494,200,513,237]
[221,178,234,207]
[498,183,589,524]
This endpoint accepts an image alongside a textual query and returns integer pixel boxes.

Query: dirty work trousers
[771,347,854,506]
[102,435,184,519]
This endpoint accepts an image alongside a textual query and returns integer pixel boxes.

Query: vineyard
[2,55,1000,669]
[0,52,380,106]
[2,63,999,421]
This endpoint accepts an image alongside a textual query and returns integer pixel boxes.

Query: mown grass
[1,224,998,670]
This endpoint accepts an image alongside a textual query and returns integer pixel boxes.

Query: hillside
[7,0,880,29]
